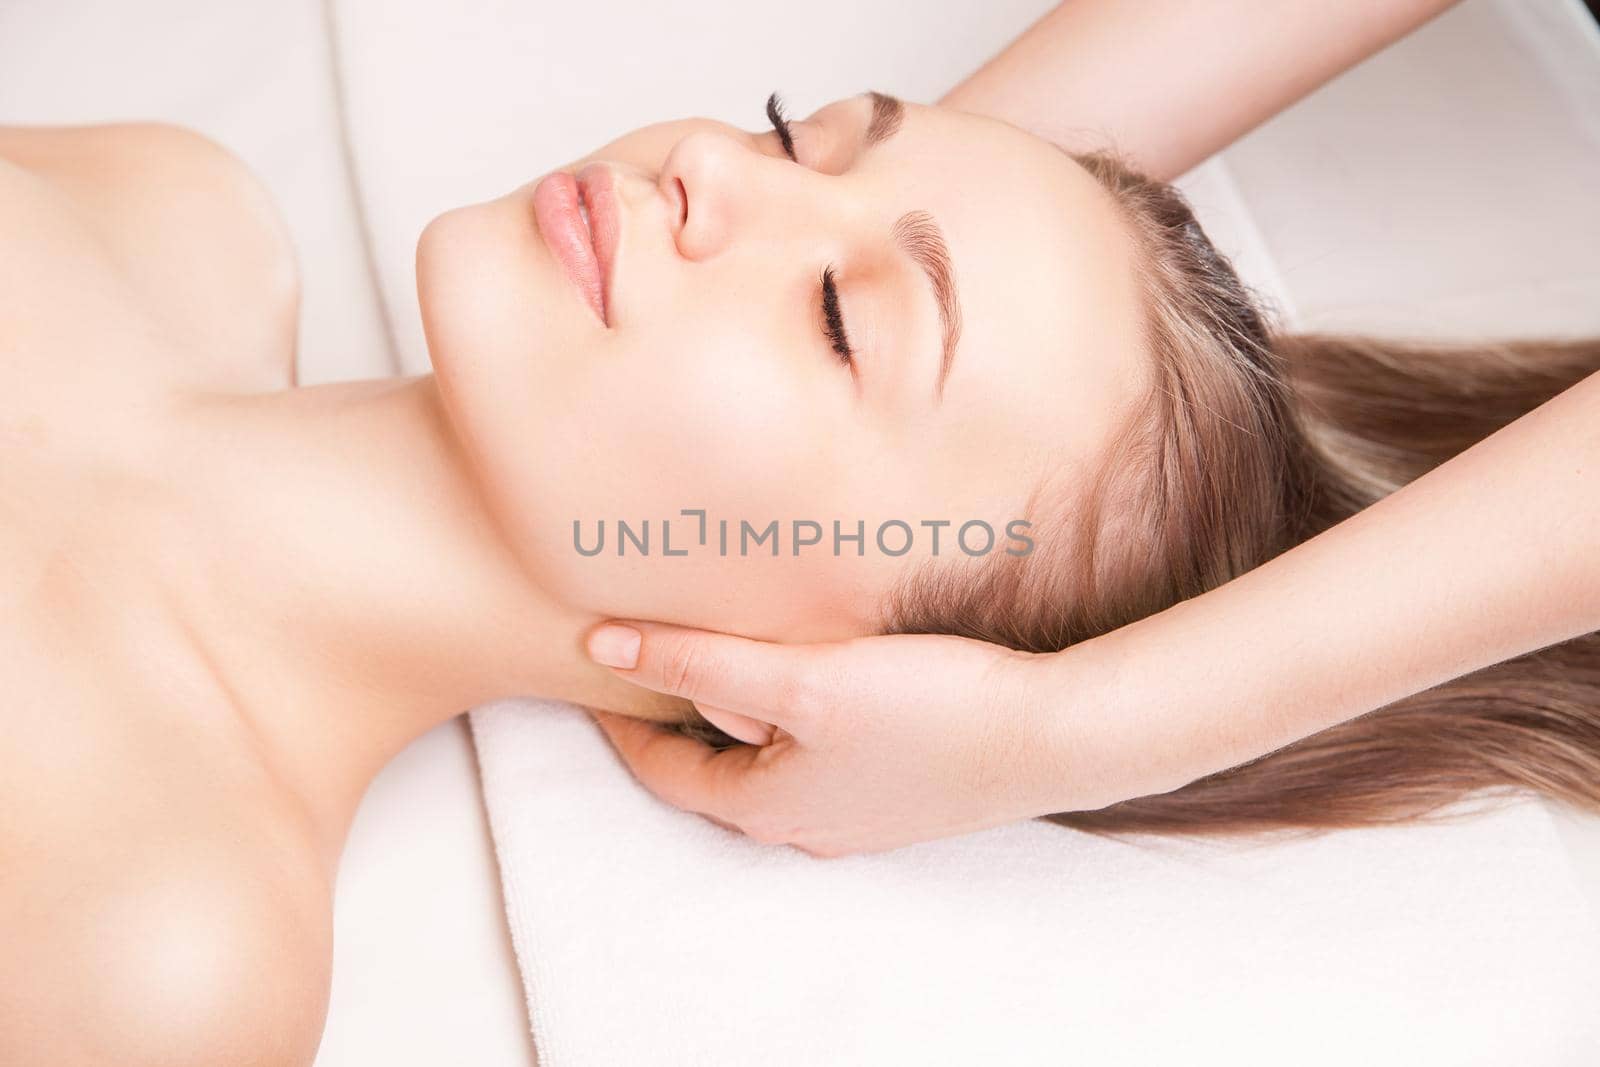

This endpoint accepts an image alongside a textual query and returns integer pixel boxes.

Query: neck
[152,374,684,860]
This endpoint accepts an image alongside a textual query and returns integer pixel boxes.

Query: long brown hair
[887,149,1600,834]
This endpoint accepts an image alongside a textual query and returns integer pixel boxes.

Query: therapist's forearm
[940,0,1460,181]
[1059,370,1600,800]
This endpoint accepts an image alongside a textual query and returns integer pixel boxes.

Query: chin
[419,204,553,427]
[418,202,519,371]
[416,206,549,545]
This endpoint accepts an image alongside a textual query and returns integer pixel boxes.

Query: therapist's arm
[587,370,1600,856]
[940,0,1461,181]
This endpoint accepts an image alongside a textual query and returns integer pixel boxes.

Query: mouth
[531,163,618,326]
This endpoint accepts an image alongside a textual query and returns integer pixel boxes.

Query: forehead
[818,96,1152,494]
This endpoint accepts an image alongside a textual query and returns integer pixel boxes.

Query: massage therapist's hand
[583,621,1140,857]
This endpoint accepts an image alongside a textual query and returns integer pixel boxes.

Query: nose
[658,128,779,261]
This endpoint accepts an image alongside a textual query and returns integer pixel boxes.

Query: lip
[531,164,619,326]
[577,164,620,323]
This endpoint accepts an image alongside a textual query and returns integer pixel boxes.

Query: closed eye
[767,92,856,371]
[820,266,854,367]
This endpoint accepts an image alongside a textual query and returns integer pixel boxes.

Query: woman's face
[418,93,1150,642]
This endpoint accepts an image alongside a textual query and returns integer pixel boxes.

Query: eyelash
[764,91,797,162]
[820,267,852,364]
[766,92,855,369]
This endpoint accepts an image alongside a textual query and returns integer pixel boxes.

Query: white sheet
[319,719,534,1066]
[472,699,1600,1066]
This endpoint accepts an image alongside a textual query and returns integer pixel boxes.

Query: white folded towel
[471,698,1600,1066]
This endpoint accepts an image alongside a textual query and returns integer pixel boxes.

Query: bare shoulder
[0,122,299,389]
[1,835,333,1065]
[0,612,333,1064]
[3,841,333,1065]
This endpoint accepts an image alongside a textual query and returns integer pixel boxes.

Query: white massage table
[2,1,1596,1063]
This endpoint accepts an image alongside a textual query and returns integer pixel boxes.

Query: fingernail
[587,624,641,670]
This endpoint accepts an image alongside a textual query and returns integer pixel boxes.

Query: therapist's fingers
[592,711,779,829]
[697,704,776,746]
[585,621,827,734]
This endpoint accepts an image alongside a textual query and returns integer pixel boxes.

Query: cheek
[489,315,872,628]
[586,321,830,510]
[429,225,901,639]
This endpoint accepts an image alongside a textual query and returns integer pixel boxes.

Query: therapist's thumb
[584,620,820,735]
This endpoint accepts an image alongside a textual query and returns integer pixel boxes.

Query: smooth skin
[0,118,745,1062]
[0,124,332,1065]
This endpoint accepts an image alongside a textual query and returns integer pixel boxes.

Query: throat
[154,372,687,853]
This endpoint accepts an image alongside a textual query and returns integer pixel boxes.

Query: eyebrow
[891,211,962,402]
[864,90,904,148]
[859,91,962,402]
